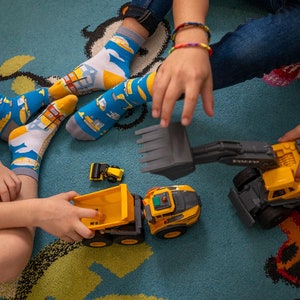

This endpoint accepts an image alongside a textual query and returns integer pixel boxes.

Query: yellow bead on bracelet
[169,42,213,56]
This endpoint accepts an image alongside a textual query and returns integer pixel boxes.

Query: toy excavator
[135,122,300,229]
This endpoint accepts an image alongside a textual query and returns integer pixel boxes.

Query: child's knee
[0,265,22,283]
[0,228,33,282]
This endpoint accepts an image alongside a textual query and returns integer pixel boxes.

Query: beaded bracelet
[169,42,213,56]
[171,22,211,42]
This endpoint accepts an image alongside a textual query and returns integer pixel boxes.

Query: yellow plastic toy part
[73,184,135,230]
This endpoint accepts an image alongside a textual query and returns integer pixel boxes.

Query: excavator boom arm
[135,122,279,180]
[192,140,278,171]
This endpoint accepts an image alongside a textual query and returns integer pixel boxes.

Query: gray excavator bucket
[135,122,196,180]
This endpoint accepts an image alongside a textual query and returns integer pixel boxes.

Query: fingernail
[181,118,190,126]
[152,109,159,118]
[160,119,168,127]
[96,212,106,222]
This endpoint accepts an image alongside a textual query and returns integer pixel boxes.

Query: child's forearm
[0,199,40,229]
[173,0,209,23]
[172,0,210,44]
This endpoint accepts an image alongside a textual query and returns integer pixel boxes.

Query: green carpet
[0,0,299,299]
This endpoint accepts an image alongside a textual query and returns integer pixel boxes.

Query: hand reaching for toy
[278,125,300,181]
[152,47,214,127]
[34,191,105,243]
[0,161,22,202]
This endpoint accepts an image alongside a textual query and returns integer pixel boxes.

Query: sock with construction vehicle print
[66,71,155,140]
[8,95,78,181]
[48,27,145,100]
[0,88,50,141]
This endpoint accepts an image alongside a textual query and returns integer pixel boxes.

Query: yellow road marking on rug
[28,243,153,299]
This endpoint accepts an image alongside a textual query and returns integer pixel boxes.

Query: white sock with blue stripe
[49,27,145,99]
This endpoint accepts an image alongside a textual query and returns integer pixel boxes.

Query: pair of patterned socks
[0,26,145,142]
[7,69,155,182]
[4,26,153,180]
[7,69,155,181]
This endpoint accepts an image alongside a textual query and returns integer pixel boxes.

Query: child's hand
[34,191,105,243]
[278,125,300,181]
[0,161,22,202]
[152,46,214,127]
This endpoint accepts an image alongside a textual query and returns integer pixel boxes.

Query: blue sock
[9,95,78,181]
[0,88,50,141]
[66,72,156,140]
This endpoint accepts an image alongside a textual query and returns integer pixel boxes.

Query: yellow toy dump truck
[73,183,201,247]
[74,184,144,247]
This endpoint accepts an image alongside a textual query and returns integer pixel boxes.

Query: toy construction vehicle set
[74,122,300,248]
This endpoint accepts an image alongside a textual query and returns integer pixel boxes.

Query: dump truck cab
[142,185,202,239]
[228,140,300,229]
[264,141,300,201]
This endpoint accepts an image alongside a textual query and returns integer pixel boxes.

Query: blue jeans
[211,0,300,89]
[126,0,300,89]
[125,0,172,35]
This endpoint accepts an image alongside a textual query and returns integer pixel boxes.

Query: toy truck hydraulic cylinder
[191,140,278,171]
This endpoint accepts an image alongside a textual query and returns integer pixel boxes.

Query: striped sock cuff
[12,167,38,182]
[116,26,145,46]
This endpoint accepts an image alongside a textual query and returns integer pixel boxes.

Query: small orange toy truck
[73,183,201,247]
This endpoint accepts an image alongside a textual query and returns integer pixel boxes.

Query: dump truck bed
[73,184,135,230]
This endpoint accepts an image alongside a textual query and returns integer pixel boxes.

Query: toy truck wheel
[257,206,292,229]
[114,234,145,245]
[155,225,187,239]
[233,167,260,191]
[82,232,113,248]
[107,176,117,183]
[90,163,101,180]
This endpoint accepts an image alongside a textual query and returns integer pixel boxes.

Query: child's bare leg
[0,176,36,282]
[0,96,77,282]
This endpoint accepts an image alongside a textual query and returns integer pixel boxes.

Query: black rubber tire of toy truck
[233,167,260,191]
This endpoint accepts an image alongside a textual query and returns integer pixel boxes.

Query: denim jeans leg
[211,2,300,90]
[251,0,286,12]
[125,0,172,35]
